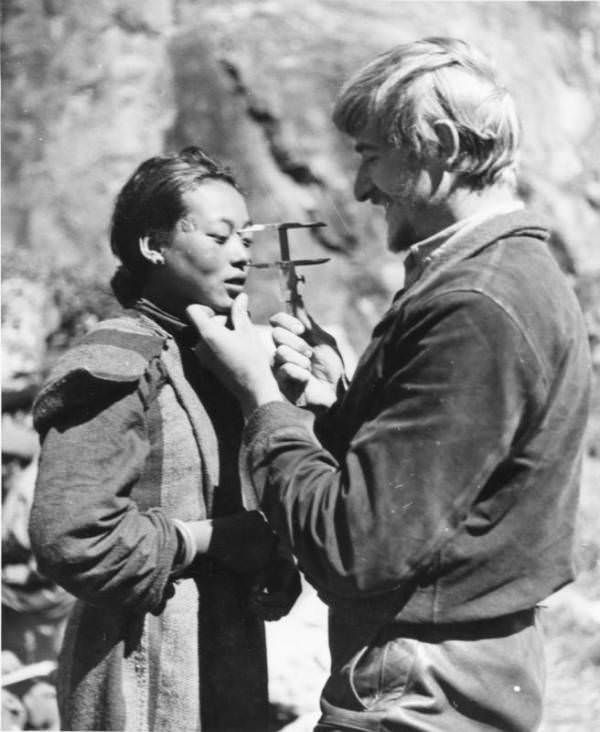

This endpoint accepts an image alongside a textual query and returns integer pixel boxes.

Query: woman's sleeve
[29,379,180,615]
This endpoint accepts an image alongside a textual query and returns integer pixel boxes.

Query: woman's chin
[225,284,246,300]
[188,290,245,316]
[212,305,231,317]
[210,299,233,316]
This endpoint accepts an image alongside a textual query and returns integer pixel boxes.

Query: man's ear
[434,119,460,170]
[138,235,165,265]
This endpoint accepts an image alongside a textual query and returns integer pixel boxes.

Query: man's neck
[412,182,521,243]
[402,185,524,287]
[447,183,521,223]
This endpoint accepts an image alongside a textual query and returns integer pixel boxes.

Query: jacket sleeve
[29,377,180,614]
[241,290,542,601]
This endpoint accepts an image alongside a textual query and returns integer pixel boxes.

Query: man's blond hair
[333,37,520,189]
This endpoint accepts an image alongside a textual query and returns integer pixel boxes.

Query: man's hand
[186,295,283,418]
[270,307,346,409]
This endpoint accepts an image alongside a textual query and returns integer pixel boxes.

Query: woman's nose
[228,234,251,266]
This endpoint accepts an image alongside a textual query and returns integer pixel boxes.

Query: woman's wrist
[174,517,244,559]
[172,513,277,575]
[172,519,214,571]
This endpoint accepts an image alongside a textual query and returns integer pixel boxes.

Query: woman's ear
[138,236,165,265]
[434,119,460,170]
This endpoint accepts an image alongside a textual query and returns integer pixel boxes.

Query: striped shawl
[32,314,268,731]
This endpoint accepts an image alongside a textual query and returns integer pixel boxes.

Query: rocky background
[2,1,600,730]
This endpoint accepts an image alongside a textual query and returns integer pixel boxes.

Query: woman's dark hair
[110,146,238,305]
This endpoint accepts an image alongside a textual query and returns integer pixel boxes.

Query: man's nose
[353,164,374,202]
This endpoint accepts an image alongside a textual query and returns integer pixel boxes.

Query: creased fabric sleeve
[242,290,540,601]
[30,380,179,615]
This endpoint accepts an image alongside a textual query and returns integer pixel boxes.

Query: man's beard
[386,214,418,252]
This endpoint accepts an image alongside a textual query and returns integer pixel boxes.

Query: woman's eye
[241,238,252,249]
[208,234,228,245]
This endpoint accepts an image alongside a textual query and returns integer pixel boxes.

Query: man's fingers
[186,306,231,370]
[275,362,311,386]
[274,344,312,371]
[230,292,250,330]
[185,304,217,334]
[272,328,313,358]
[269,312,306,336]
[270,309,336,350]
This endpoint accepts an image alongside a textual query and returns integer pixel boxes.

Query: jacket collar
[397,210,550,297]
[388,209,550,314]
[403,202,527,289]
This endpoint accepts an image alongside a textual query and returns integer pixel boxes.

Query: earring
[149,251,165,265]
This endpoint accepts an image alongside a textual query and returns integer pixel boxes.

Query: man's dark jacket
[242,210,591,664]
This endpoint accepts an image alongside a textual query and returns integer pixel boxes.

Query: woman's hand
[270,307,346,409]
[186,295,283,418]
[186,511,278,575]
[249,556,302,621]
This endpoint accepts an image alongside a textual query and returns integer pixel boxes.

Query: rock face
[2,0,175,272]
[1,278,59,393]
[3,0,600,348]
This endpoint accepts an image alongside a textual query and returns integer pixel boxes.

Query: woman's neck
[135,297,189,333]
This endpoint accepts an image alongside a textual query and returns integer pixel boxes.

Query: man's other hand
[270,308,346,409]
[186,295,283,418]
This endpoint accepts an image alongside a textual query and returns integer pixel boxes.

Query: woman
[29,147,299,731]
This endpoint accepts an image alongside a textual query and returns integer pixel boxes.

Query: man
[187,37,591,731]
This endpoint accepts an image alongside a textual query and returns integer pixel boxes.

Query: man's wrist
[240,384,284,420]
